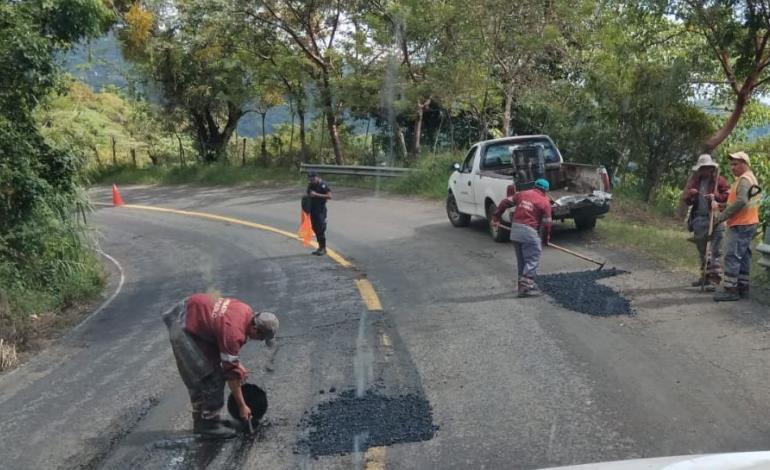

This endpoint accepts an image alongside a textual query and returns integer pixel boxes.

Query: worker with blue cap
[492,178,553,297]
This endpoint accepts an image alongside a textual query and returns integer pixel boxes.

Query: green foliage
[117,0,263,162]
[38,80,196,169]
[1,0,109,349]
[735,136,770,228]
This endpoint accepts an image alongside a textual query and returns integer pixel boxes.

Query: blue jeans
[722,224,757,288]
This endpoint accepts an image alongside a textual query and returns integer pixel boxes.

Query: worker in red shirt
[492,178,553,297]
[162,293,279,439]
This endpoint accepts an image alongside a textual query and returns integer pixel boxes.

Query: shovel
[498,221,607,271]
[547,242,607,271]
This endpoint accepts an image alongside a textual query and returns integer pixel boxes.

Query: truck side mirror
[453,163,461,171]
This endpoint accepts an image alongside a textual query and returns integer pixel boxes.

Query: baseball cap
[253,311,279,346]
[534,178,550,191]
[728,151,751,166]
[307,170,318,178]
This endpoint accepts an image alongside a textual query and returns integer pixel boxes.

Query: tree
[254,82,285,165]
[1,0,111,230]
[245,0,354,164]
[664,0,770,151]
[119,0,262,162]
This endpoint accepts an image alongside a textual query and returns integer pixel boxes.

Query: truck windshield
[481,138,560,169]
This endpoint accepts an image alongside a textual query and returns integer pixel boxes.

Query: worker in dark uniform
[306,171,332,256]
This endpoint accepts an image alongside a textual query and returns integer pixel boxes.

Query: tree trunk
[502,89,514,137]
[190,104,242,163]
[260,112,268,166]
[177,134,185,166]
[93,147,102,167]
[289,111,295,155]
[325,110,344,165]
[394,125,407,161]
[111,136,117,166]
[297,107,308,163]
[704,87,751,152]
[479,90,489,141]
[433,109,444,154]
[411,98,431,157]
[130,148,137,168]
[643,151,663,203]
[320,75,344,164]
[242,138,247,167]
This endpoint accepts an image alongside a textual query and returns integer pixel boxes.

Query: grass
[595,213,698,272]
[595,195,770,301]
[0,229,104,372]
[90,153,458,199]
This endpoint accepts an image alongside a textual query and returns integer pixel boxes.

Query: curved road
[1,183,770,469]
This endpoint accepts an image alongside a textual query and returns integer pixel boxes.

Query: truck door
[452,146,478,213]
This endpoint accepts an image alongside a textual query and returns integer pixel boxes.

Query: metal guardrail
[300,163,415,178]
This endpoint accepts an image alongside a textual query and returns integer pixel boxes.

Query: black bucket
[227,383,268,429]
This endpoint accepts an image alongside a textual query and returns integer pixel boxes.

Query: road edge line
[73,250,126,332]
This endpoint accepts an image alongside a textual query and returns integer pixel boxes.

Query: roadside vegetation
[1,0,111,370]
[5,1,770,369]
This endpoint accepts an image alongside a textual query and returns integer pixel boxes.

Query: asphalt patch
[537,269,633,316]
[296,389,438,457]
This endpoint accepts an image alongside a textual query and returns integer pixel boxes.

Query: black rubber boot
[714,287,740,302]
[312,248,327,256]
[193,413,237,439]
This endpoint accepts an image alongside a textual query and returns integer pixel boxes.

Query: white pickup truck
[446,135,612,242]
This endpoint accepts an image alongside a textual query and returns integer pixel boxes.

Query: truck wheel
[486,202,509,243]
[575,216,597,231]
[447,193,471,227]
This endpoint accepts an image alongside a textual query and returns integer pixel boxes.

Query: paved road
[1,183,770,469]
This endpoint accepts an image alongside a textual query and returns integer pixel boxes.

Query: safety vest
[726,170,760,227]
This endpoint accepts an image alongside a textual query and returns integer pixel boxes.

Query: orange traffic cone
[112,184,124,206]
[298,210,314,246]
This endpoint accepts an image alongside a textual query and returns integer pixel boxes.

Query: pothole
[296,389,438,458]
[537,269,633,316]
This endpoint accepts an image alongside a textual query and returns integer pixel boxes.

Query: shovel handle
[548,242,605,267]
[496,221,605,267]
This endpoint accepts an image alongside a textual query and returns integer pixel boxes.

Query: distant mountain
[61,31,130,91]
[60,32,298,138]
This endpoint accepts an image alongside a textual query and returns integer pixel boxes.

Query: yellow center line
[365,446,387,470]
[355,279,383,311]
[121,203,354,268]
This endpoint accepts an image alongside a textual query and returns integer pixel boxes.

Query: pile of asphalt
[296,389,438,457]
[537,269,633,316]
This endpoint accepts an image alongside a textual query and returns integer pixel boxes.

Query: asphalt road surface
[1,183,770,470]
